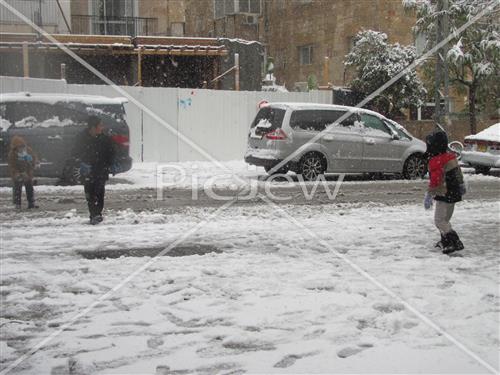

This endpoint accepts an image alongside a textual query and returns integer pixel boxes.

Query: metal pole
[103,0,108,35]
[434,0,444,125]
[38,0,42,26]
[234,53,240,91]
[443,0,451,128]
[22,42,29,78]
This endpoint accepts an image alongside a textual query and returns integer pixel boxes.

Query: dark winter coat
[73,129,115,181]
[428,152,464,203]
[8,136,37,180]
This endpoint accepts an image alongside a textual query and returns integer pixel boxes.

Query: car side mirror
[391,133,400,141]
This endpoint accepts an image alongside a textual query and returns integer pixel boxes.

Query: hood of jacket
[10,136,27,150]
[425,131,448,157]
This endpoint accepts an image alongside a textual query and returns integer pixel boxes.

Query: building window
[299,45,313,65]
[410,101,446,121]
[171,22,185,37]
[238,0,261,13]
[214,0,260,19]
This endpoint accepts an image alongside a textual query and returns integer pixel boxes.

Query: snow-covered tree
[403,0,500,134]
[344,30,426,118]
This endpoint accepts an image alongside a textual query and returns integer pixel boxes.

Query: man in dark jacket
[74,116,115,224]
[424,131,465,254]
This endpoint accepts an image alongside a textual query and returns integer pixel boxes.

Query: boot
[435,234,447,249]
[442,231,464,254]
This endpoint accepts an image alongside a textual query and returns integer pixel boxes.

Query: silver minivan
[244,103,427,180]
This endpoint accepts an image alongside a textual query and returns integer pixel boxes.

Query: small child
[8,136,38,209]
[424,131,465,254]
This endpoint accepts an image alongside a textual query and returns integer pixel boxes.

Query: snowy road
[1,164,499,374]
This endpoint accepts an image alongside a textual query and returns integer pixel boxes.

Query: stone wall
[401,118,498,142]
[260,0,416,90]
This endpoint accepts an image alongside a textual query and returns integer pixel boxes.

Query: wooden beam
[22,42,29,77]
[0,45,228,57]
[234,53,240,91]
[137,46,143,86]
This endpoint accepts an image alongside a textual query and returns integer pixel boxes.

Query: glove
[79,162,91,177]
[459,183,466,195]
[424,192,433,210]
[22,154,33,162]
[109,163,119,176]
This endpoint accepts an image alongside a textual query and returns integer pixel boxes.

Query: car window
[360,113,391,135]
[251,107,286,136]
[90,104,126,122]
[6,102,87,128]
[290,110,353,132]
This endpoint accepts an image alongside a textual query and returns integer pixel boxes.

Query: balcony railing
[0,0,59,26]
[71,15,157,37]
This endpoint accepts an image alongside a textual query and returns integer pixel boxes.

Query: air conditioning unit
[244,15,258,25]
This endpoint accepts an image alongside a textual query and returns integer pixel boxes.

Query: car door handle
[323,134,334,142]
[365,138,375,145]
[47,135,63,140]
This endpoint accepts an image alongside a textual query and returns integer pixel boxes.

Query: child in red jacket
[424,131,465,254]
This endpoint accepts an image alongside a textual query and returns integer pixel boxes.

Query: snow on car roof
[465,123,500,143]
[0,92,128,105]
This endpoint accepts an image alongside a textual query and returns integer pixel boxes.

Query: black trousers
[13,177,34,206]
[84,179,106,218]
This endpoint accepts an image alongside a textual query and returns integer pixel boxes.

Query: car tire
[59,160,81,185]
[299,152,327,181]
[474,165,491,175]
[403,154,427,180]
[264,164,289,175]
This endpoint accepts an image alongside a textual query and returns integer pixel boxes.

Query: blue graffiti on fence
[179,97,192,109]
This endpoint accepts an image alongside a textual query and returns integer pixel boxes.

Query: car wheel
[264,164,289,175]
[299,152,326,181]
[59,160,81,185]
[474,165,491,175]
[403,154,427,180]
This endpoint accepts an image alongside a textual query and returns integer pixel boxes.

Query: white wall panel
[1,76,332,163]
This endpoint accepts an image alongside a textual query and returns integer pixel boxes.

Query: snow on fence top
[0,92,128,105]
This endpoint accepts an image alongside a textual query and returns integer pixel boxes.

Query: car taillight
[111,134,130,147]
[488,141,500,152]
[265,128,287,140]
[463,139,474,151]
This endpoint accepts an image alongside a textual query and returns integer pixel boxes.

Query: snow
[465,123,500,143]
[14,116,75,129]
[0,92,128,105]
[1,160,497,195]
[1,199,498,374]
[0,117,11,131]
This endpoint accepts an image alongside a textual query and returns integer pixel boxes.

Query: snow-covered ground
[1,198,498,374]
[1,160,498,194]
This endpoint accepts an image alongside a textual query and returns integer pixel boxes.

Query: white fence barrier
[0,76,333,162]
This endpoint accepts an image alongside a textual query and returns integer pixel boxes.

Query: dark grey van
[0,92,132,184]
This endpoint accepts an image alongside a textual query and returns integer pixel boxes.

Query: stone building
[70,0,186,37]
[0,0,263,91]
[260,0,416,90]
[184,0,417,91]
